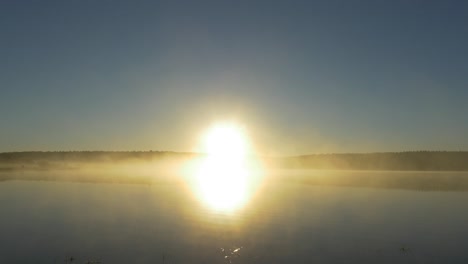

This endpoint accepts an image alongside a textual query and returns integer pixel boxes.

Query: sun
[189,122,260,212]
[200,122,249,160]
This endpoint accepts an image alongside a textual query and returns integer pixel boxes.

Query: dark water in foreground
[1,172,468,264]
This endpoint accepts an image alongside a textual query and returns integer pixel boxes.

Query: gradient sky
[1,0,467,155]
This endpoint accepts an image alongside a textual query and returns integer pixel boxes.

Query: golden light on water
[189,122,262,212]
[194,157,250,211]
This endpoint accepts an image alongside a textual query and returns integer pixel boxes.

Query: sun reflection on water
[187,122,262,213]
[194,156,250,211]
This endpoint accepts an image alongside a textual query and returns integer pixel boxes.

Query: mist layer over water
[1,171,468,264]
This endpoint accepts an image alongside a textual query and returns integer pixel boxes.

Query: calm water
[1,171,468,264]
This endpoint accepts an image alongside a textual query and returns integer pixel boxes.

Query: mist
[2,151,468,192]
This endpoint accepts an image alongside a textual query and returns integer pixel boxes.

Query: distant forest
[0,151,195,163]
[0,151,468,171]
[277,151,468,171]
[0,151,196,171]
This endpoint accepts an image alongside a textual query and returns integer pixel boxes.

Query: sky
[1,0,467,155]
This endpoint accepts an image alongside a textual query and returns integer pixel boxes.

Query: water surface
[1,171,468,263]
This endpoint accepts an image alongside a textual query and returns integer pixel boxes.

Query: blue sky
[1,0,467,154]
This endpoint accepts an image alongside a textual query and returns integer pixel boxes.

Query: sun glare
[190,122,261,212]
[201,123,249,160]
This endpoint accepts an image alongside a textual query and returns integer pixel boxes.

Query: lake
[1,171,468,264]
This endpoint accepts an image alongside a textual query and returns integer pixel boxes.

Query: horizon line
[1,150,467,157]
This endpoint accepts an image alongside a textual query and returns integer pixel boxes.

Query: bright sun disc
[190,122,259,212]
[201,123,249,160]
